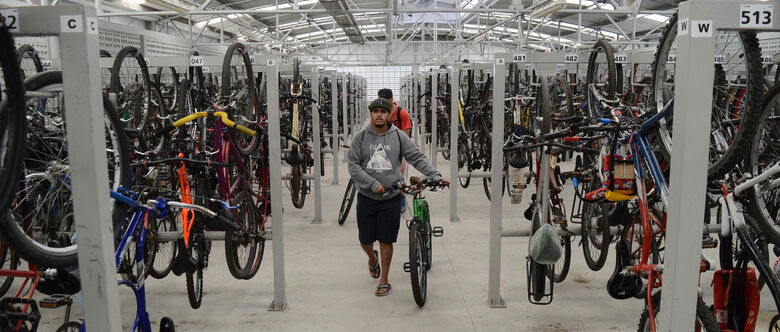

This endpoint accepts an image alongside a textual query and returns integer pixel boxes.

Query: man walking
[347,98,449,296]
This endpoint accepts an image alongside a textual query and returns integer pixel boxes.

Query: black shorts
[356,193,403,245]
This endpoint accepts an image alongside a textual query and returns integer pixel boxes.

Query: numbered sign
[190,56,204,67]
[512,53,527,62]
[249,55,256,64]
[41,60,53,70]
[667,54,677,63]
[763,55,774,64]
[439,68,448,73]
[202,67,210,73]
[564,53,578,63]
[556,64,567,70]
[267,59,275,66]
[524,64,534,70]
[0,9,19,32]
[714,54,727,64]
[614,53,628,64]
[740,4,773,28]
[462,63,471,70]
[144,58,150,67]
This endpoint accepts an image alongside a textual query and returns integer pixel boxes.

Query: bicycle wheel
[109,46,152,134]
[457,135,471,188]
[224,182,262,280]
[748,81,780,245]
[186,236,205,309]
[586,40,618,117]
[637,291,720,332]
[581,199,611,271]
[550,75,574,117]
[530,212,548,302]
[651,12,763,180]
[16,44,42,80]
[221,43,258,156]
[1,71,130,268]
[290,164,307,209]
[149,212,177,279]
[547,232,571,283]
[409,221,427,307]
[55,321,82,332]
[137,84,168,154]
[0,243,18,297]
[422,200,433,270]
[337,179,356,225]
[155,66,179,114]
[0,26,26,218]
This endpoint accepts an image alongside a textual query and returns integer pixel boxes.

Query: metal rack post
[331,71,340,184]
[342,73,348,162]
[12,5,122,330]
[449,64,460,223]
[266,58,288,311]
[488,57,506,308]
[307,65,323,224]
[431,70,438,168]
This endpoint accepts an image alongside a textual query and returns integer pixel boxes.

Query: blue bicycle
[56,187,237,332]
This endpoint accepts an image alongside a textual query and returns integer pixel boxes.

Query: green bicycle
[396,177,446,307]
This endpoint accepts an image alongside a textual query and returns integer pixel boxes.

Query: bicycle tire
[221,43,258,156]
[16,44,42,80]
[551,75,574,117]
[651,12,763,180]
[586,40,617,117]
[0,26,26,218]
[637,291,720,332]
[186,238,205,309]
[0,244,18,297]
[224,181,262,280]
[409,221,427,307]
[581,199,611,271]
[55,321,82,332]
[422,200,433,270]
[530,213,547,302]
[0,72,130,268]
[482,175,506,201]
[337,179,356,225]
[149,212,177,279]
[109,46,152,133]
[290,164,307,208]
[748,81,780,246]
[548,232,571,283]
[458,135,471,188]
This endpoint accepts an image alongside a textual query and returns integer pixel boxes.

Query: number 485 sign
[741,4,773,28]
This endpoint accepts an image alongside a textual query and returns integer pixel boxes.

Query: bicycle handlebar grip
[215,212,240,231]
[156,123,175,137]
[600,118,612,124]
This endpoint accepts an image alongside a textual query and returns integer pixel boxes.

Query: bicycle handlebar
[156,111,256,137]
[148,199,239,231]
[130,157,229,168]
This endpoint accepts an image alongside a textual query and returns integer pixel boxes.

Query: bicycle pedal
[403,262,411,272]
[432,227,444,237]
[39,295,72,309]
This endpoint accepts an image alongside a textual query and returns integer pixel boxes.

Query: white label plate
[740,4,773,28]
[0,9,19,32]
[614,53,628,64]
[60,15,82,33]
[189,56,204,67]
[564,53,578,63]
[512,53,527,62]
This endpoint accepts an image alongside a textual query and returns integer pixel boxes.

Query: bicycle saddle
[606,239,643,300]
[171,238,197,276]
[509,150,528,169]
[38,266,81,296]
[285,145,305,166]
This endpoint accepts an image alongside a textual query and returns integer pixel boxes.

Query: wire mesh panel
[326,66,411,98]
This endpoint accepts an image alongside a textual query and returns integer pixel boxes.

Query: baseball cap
[368,98,393,112]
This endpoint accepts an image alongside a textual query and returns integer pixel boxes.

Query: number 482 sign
[741,4,773,28]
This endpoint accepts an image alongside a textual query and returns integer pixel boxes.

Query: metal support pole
[657,1,712,329]
[267,59,288,311]
[449,64,460,223]
[488,57,506,308]
[331,73,339,184]
[342,74,348,162]
[431,71,438,168]
[310,67,323,224]
[55,6,121,330]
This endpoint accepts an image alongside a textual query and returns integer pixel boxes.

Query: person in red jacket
[378,89,412,137]
[378,88,413,213]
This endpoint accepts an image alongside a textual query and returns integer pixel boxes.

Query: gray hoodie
[347,124,442,201]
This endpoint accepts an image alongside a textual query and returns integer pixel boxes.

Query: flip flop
[369,250,380,279]
[375,283,391,296]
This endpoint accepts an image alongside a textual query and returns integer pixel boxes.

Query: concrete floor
[29,151,780,331]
